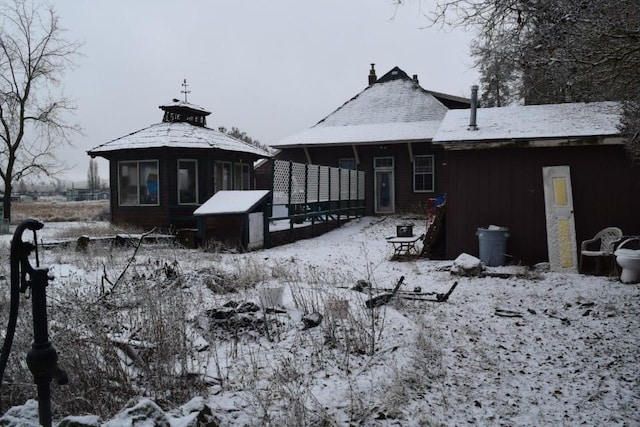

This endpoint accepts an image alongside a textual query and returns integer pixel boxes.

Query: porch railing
[269,160,365,237]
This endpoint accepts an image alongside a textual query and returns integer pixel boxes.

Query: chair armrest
[580,237,600,252]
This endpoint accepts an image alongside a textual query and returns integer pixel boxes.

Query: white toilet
[614,238,640,284]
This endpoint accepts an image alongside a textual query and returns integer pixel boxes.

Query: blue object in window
[147,180,157,196]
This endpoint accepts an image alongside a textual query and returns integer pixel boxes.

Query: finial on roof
[181,78,190,102]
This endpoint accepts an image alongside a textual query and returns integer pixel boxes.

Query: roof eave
[272,138,433,149]
[435,135,625,150]
[88,145,271,158]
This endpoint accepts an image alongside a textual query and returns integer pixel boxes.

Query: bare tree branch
[399,0,640,156]
[0,0,81,220]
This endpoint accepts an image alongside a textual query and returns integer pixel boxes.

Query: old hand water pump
[0,219,67,426]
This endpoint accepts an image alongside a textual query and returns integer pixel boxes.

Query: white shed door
[542,166,578,272]
[248,212,264,250]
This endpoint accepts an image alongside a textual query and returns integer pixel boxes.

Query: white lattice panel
[271,160,365,209]
[272,160,290,204]
[330,167,340,200]
[290,162,307,204]
[307,164,319,203]
[349,170,358,200]
[319,166,330,202]
[340,169,350,200]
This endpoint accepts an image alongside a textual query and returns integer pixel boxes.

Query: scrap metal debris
[364,277,459,306]
[365,276,405,308]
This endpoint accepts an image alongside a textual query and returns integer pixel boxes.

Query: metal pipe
[469,85,479,131]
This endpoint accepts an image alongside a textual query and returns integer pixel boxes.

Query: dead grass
[11,200,110,223]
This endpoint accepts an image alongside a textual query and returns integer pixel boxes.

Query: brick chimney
[412,74,419,84]
[368,64,377,86]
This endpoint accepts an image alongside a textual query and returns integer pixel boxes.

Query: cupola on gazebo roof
[159,80,211,127]
[88,79,270,158]
[159,99,210,127]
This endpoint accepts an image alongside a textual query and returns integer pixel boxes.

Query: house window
[339,158,357,170]
[178,159,198,204]
[413,155,435,192]
[375,157,394,168]
[215,161,233,192]
[118,160,159,206]
[234,163,251,190]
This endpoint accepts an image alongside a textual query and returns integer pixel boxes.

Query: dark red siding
[200,215,245,248]
[444,144,640,265]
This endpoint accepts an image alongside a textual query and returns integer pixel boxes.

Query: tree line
[402,0,639,157]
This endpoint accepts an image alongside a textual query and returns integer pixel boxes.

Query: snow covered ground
[1,216,638,426]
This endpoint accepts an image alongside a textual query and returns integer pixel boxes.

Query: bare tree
[404,0,640,157]
[471,31,521,107]
[0,0,80,220]
[87,158,99,194]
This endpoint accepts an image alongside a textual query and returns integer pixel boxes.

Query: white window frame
[374,156,395,214]
[413,155,435,193]
[177,159,198,205]
[117,160,159,206]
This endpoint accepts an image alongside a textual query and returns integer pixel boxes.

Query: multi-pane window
[338,158,357,170]
[374,157,394,168]
[234,163,251,190]
[118,160,159,205]
[413,155,435,192]
[215,161,251,192]
[215,161,232,192]
[178,160,198,204]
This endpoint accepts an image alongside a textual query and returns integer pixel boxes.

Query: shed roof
[194,190,270,215]
[88,122,271,157]
[433,101,622,144]
[271,66,449,148]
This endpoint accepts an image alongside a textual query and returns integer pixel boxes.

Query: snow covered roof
[271,67,449,148]
[273,121,443,147]
[193,190,270,215]
[159,99,210,115]
[88,122,271,157]
[433,101,623,145]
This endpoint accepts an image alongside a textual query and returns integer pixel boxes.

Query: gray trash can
[476,226,510,266]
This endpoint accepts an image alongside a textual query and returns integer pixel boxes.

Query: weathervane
[181,78,190,102]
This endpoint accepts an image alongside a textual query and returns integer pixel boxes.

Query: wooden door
[542,166,578,272]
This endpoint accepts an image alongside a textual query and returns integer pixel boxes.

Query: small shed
[193,190,270,250]
[432,101,639,265]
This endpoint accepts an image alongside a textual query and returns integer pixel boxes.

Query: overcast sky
[53,0,479,181]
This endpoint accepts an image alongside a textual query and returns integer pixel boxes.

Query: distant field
[11,200,109,223]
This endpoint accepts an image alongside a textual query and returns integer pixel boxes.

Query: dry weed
[12,200,109,223]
